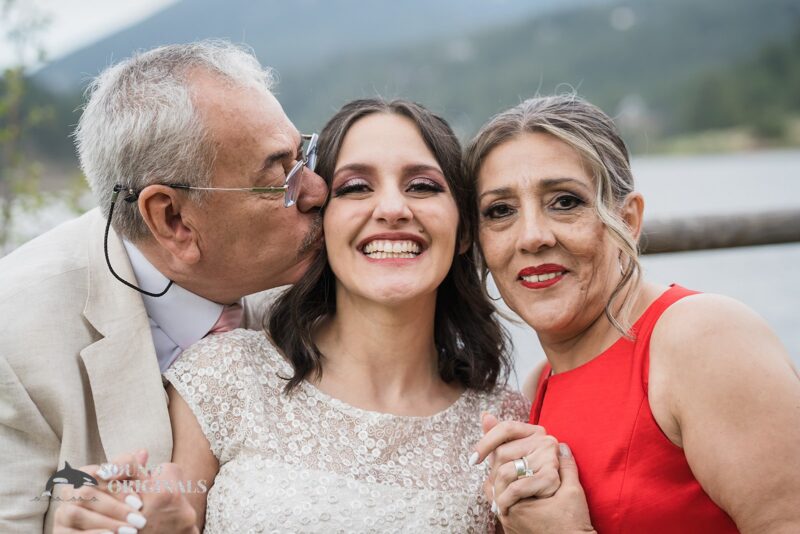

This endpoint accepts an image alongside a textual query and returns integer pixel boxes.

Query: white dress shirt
[123,240,228,372]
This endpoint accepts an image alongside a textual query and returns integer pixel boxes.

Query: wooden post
[641,208,800,255]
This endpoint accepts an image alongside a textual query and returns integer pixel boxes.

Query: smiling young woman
[144,98,565,533]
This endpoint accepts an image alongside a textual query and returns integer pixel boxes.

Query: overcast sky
[0,0,178,69]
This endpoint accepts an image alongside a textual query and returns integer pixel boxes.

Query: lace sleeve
[163,329,263,463]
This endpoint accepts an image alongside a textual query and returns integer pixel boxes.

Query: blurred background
[1,0,798,381]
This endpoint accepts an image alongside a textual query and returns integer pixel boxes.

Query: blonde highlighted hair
[464,94,641,335]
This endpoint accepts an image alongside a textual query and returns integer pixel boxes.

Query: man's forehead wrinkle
[189,73,297,177]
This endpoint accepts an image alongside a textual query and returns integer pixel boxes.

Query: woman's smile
[324,112,459,305]
[477,132,616,336]
[358,233,426,262]
[518,264,569,289]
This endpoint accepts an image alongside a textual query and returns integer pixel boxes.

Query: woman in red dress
[465,95,800,533]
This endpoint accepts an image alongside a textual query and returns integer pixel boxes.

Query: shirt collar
[123,240,224,350]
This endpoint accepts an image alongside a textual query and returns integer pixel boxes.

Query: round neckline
[547,334,628,383]
[547,284,679,382]
[298,377,473,422]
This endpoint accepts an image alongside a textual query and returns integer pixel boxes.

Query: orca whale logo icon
[42,462,98,497]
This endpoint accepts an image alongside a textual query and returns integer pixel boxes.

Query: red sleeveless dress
[530,285,739,533]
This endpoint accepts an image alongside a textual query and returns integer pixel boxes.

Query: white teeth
[521,271,564,283]
[362,239,421,255]
[365,251,418,259]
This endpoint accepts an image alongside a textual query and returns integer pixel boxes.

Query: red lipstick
[518,264,567,289]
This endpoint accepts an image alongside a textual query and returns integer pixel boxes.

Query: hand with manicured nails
[52,450,148,534]
[52,449,198,534]
[475,415,596,533]
[471,414,561,516]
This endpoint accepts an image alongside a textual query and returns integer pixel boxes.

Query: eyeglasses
[162,133,318,208]
[103,133,319,297]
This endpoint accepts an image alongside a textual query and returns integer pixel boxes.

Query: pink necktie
[207,303,244,336]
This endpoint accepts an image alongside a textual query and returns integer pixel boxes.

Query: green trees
[0,0,52,249]
[676,28,800,141]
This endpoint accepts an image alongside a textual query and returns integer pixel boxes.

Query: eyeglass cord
[104,188,173,298]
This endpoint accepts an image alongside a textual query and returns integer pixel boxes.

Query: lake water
[496,149,800,384]
[3,149,799,382]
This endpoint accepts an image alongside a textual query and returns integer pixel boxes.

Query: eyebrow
[541,177,589,189]
[333,162,444,180]
[404,164,445,177]
[479,186,512,201]
[333,162,374,180]
[479,177,589,200]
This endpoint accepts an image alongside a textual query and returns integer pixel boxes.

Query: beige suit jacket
[0,208,267,533]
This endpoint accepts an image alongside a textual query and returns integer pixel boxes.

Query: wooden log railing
[640,208,800,255]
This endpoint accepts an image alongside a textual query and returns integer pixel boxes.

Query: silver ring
[514,457,535,479]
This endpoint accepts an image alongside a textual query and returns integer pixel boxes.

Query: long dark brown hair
[268,98,511,394]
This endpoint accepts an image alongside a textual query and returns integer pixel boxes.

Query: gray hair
[74,40,276,241]
[464,94,641,336]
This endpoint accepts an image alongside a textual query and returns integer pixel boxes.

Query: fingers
[481,412,499,434]
[71,485,147,528]
[485,432,559,490]
[492,437,562,515]
[493,450,560,497]
[138,462,198,529]
[482,476,494,503]
[470,421,546,465]
[53,499,143,533]
[495,472,561,516]
[95,450,150,483]
[491,432,559,469]
[557,442,581,486]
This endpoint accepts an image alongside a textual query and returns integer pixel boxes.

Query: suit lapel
[80,210,173,464]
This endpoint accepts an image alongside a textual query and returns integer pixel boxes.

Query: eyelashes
[332,180,369,197]
[480,193,587,220]
[407,178,446,193]
[551,194,585,210]
[332,177,447,197]
[481,203,515,220]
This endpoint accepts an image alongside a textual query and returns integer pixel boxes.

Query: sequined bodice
[164,329,528,533]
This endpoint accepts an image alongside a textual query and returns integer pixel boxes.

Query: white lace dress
[164,329,529,534]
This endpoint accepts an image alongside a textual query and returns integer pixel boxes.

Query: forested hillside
[13,0,800,169]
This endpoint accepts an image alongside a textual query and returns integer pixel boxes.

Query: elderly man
[0,41,327,532]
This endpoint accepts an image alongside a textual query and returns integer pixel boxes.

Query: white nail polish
[125,494,143,510]
[118,527,137,534]
[126,512,147,528]
[98,462,119,480]
[468,451,479,466]
[491,500,498,515]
